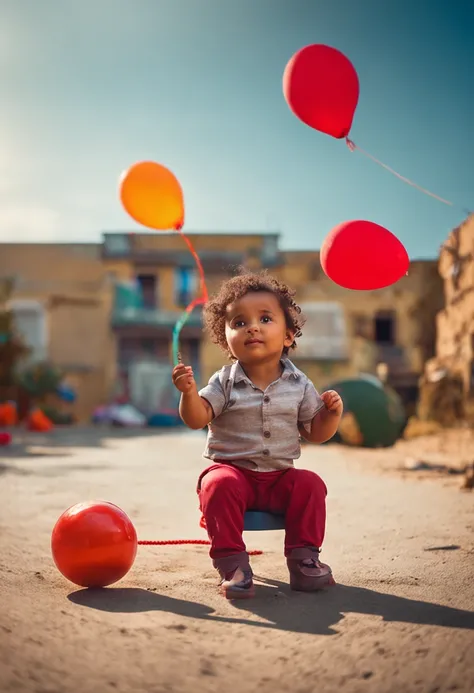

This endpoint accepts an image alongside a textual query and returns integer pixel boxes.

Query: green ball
[326,375,406,448]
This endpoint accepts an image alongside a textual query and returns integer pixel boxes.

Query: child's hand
[172,363,196,393]
[321,390,343,416]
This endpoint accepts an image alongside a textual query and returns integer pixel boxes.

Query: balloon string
[176,229,209,302]
[137,539,263,556]
[345,138,454,207]
[171,229,210,366]
[139,514,264,554]
[172,296,205,365]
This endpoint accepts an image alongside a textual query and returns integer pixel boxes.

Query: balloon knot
[345,137,356,152]
[175,222,184,231]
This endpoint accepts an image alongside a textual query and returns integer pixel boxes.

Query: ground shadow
[0,448,74,459]
[68,579,474,636]
[0,462,33,476]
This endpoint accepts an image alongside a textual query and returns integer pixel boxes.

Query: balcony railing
[112,305,203,328]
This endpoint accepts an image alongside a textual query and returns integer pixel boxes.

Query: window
[262,235,279,263]
[296,302,347,360]
[118,337,137,368]
[8,300,47,363]
[174,267,196,307]
[374,311,396,346]
[103,233,131,256]
[140,338,156,356]
[136,274,157,309]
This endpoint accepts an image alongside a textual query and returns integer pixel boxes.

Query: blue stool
[243,511,285,531]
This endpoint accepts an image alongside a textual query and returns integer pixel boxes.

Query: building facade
[102,231,281,413]
[102,231,441,414]
[0,230,443,420]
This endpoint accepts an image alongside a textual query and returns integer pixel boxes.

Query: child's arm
[172,363,213,429]
[298,385,343,444]
[180,388,213,430]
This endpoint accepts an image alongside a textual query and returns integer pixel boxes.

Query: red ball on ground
[51,501,137,588]
[320,220,409,290]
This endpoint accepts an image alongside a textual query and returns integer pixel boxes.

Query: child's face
[224,291,294,364]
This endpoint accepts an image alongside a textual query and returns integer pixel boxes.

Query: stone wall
[431,213,474,397]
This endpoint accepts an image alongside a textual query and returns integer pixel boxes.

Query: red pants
[197,462,327,559]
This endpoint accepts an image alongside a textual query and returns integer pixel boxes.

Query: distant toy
[0,431,12,446]
[326,375,406,448]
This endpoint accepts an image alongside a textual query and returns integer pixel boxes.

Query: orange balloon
[119,161,184,231]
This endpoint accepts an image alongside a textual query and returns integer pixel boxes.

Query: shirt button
[263,396,270,403]
[264,431,271,438]
[262,449,269,456]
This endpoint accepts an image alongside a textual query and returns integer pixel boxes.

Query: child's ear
[284,330,295,348]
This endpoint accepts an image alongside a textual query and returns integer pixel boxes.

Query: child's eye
[261,316,272,323]
[234,320,245,328]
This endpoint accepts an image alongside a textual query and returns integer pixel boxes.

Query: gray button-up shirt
[198,358,325,472]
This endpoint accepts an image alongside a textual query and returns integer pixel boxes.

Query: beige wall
[130,232,269,254]
[0,243,116,422]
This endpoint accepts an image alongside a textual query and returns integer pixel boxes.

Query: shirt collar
[280,357,300,380]
[230,357,299,384]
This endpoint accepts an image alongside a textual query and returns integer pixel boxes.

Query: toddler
[172,270,343,599]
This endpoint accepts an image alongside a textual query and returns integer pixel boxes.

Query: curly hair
[203,269,305,359]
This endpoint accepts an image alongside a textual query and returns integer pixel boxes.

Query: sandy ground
[324,426,474,490]
[1,427,473,693]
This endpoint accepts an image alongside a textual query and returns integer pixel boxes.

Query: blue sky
[0,0,472,257]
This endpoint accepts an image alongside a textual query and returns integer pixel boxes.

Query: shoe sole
[289,574,336,592]
[221,584,256,600]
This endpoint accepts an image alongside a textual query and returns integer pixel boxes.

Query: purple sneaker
[220,566,255,599]
[286,547,335,592]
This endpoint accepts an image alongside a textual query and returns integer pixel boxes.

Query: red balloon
[283,44,359,139]
[320,220,409,290]
[51,501,137,588]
